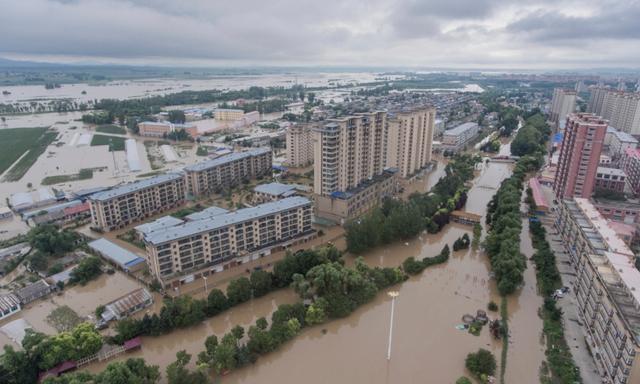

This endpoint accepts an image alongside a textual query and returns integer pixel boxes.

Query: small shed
[14,279,52,305]
[88,238,146,272]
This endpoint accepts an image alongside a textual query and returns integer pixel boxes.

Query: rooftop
[184,206,229,221]
[596,167,626,177]
[145,196,312,245]
[444,122,478,136]
[89,173,183,202]
[183,148,271,173]
[254,182,298,197]
[609,128,638,143]
[104,288,153,317]
[88,238,146,269]
[134,216,185,236]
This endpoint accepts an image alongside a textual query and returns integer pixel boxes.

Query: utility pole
[387,291,399,360]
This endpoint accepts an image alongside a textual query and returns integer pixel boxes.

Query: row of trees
[402,245,450,275]
[41,358,160,384]
[346,154,480,254]
[484,112,551,295]
[112,246,341,343]
[0,323,103,383]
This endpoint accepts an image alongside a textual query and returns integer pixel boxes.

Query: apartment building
[286,123,314,167]
[621,147,640,196]
[215,109,245,121]
[385,105,436,178]
[138,122,198,138]
[553,113,608,199]
[607,127,638,162]
[555,198,640,384]
[184,148,272,196]
[143,196,314,285]
[312,112,387,196]
[441,122,479,150]
[588,88,640,135]
[550,88,577,126]
[89,173,186,232]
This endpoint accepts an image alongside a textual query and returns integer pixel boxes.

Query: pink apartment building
[553,113,608,199]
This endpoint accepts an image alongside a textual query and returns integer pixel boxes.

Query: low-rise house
[88,238,146,273]
[0,294,21,320]
[100,288,153,322]
[594,167,627,193]
[253,182,301,203]
[14,279,52,305]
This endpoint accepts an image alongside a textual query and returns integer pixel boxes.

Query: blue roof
[553,132,564,143]
[88,238,146,270]
[184,148,271,172]
[145,197,312,245]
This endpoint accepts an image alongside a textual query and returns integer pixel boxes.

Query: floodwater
[78,150,549,383]
[0,73,386,106]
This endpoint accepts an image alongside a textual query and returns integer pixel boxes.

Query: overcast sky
[1,0,639,69]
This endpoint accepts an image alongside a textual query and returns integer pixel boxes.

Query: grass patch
[196,146,209,156]
[2,129,58,181]
[46,305,83,332]
[95,124,126,135]
[42,168,94,185]
[171,204,205,218]
[90,134,125,151]
[0,127,49,175]
[136,171,163,178]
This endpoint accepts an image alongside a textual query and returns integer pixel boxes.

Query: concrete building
[315,169,398,223]
[184,148,272,197]
[138,122,198,138]
[621,147,640,196]
[134,216,185,240]
[142,197,314,285]
[550,88,577,126]
[555,198,640,384]
[88,173,186,232]
[553,113,608,199]
[607,127,638,162]
[592,198,640,224]
[312,112,387,196]
[588,88,640,135]
[595,167,626,193]
[441,122,479,151]
[253,182,300,203]
[215,109,245,121]
[385,105,436,178]
[286,124,314,167]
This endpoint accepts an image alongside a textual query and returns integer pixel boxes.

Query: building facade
[607,127,638,162]
[286,123,314,167]
[555,199,640,384]
[89,173,186,232]
[143,197,314,285]
[385,105,436,178]
[138,122,198,138]
[312,112,387,196]
[588,88,640,135]
[621,147,640,196]
[441,122,479,150]
[184,148,272,197]
[595,167,627,193]
[553,113,608,199]
[550,88,577,126]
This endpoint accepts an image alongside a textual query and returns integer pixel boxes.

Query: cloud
[0,0,639,69]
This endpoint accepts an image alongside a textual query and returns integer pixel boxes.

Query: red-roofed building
[528,178,549,214]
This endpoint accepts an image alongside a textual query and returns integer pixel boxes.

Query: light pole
[387,291,399,361]
[203,276,208,293]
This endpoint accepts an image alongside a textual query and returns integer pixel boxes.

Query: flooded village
[0,70,631,384]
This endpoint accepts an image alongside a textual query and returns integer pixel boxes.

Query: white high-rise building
[286,123,314,167]
[550,88,577,126]
[588,87,640,135]
[385,106,436,178]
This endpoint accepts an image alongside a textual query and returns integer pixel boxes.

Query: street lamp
[203,276,208,293]
[387,291,399,361]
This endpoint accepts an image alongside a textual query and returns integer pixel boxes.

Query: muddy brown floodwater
[82,145,547,383]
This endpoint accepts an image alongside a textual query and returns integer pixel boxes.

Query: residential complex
[555,198,640,384]
[312,112,387,196]
[142,196,314,285]
[550,88,577,126]
[553,113,608,199]
[588,87,640,135]
[621,147,640,196]
[441,122,479,151]
[88,173,186,232]
[286,123,314,167]
[385,105,436,178]
[184,148,272,196]
[138,121,198,138]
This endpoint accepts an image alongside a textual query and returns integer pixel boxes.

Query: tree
[168,110,186,124]
[456,377,472,384]
[250,270,273,297]
[69,256,102,285]
[166,351,207,384]
[28,225,78,255]
[227,277,252,305]
[206,288,229,316]
[465,348,496,379]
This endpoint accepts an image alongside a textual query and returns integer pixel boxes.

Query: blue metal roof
[88,238,146,270]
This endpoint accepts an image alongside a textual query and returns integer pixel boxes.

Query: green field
[90,134,125,151]
[95,124,126,135]
[1,128,58,182]
[42,168,94,185]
